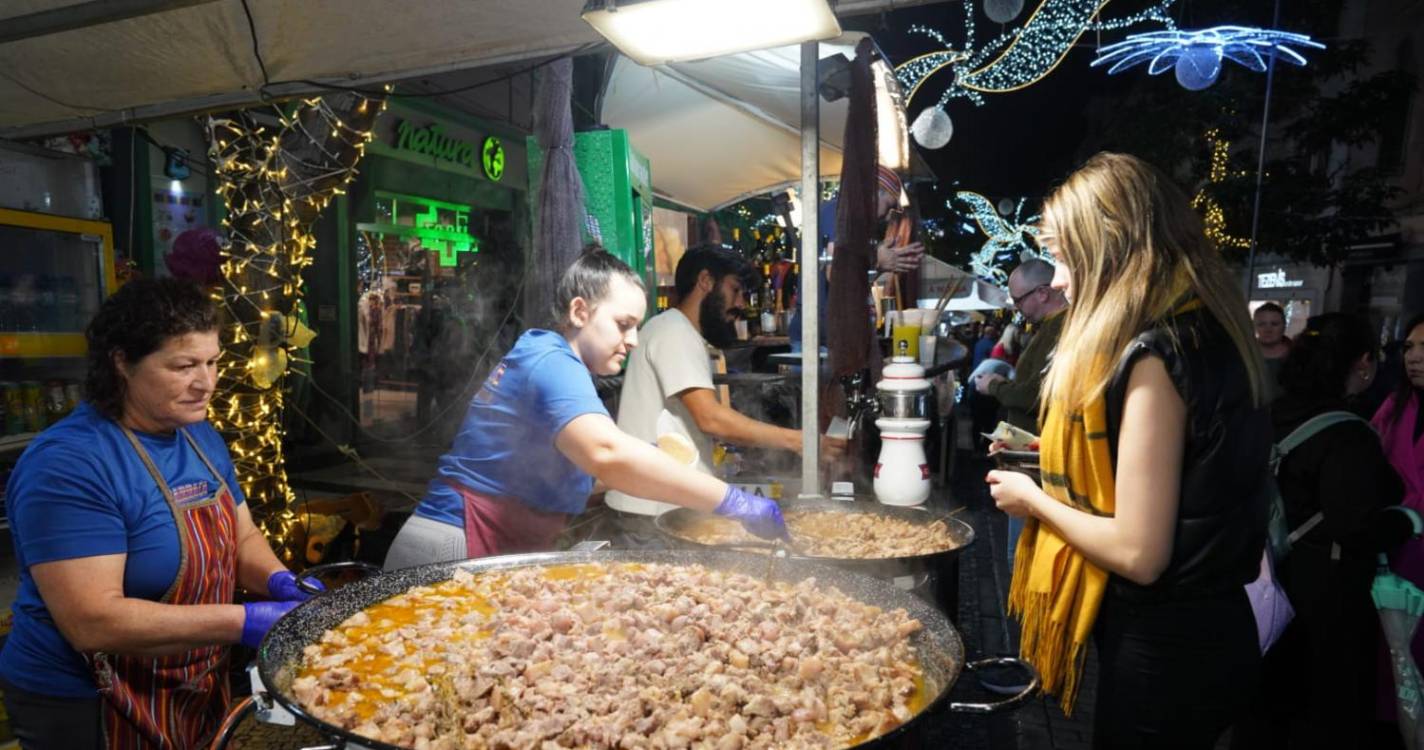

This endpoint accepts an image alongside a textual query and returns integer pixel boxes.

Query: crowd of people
[972,152,1424,749]
[4,147,1422,749]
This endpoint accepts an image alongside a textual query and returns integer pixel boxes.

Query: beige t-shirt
[607,308,716,515]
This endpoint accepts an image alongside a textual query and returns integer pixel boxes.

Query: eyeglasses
[1011,284,1049,307]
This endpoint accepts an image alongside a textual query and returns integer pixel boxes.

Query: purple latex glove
[267,570,323,602]
[714,486,789,541]
[241,601,299,649]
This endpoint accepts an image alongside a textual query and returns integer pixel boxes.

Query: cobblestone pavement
[919,449,1098,750]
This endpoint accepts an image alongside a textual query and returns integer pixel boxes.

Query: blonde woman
[985,153,1272,747]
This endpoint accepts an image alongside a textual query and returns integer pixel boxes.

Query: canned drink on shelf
[1,383,22,435]
[21,381,43,433]
[44,381,67,424]
[64,382,82,412]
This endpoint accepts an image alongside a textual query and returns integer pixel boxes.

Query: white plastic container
[873,417,932,506]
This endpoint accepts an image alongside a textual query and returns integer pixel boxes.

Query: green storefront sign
[481,137,505,182]
[395,120,478,171]
[393,122,505,185]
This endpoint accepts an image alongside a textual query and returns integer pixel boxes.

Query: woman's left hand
[986,470,1041,518]
[267,570,323,602]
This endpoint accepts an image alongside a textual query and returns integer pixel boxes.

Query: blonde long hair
[1039,152,1266,415]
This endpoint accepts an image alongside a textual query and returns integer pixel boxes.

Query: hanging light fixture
[871,57,910,171]
[581,0,842,66]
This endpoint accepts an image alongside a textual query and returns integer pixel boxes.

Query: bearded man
[608,245,845,525]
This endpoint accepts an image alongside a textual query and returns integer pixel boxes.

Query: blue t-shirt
[415,329,608,525]
[0,402,245,697]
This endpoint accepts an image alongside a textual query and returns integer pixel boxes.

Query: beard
[699,289,740,348]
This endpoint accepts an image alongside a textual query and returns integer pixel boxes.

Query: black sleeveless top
[1103,309,1272,602]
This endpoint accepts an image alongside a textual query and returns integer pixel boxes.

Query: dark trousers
[0,678,103,750]
[1092,588,1261,749]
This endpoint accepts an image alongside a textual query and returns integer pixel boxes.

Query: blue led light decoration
[953,191,1047,287]
[1091,26,1325,90]
[897,0,1177,149]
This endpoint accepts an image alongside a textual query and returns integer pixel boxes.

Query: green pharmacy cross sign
[359,192,480,268]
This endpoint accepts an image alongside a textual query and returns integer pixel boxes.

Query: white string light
[896,0,1177,148]
[1092,26,1325,90]
[953,191,1044,287]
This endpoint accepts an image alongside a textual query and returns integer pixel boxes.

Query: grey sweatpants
[383,514,468,570]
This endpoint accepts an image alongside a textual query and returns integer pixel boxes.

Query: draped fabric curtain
[526,58,587,327]
[821,39,881,483]
[828,38,880,388]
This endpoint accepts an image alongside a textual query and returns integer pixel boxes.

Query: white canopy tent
[1,0,953,496]
[0,0,948,140]
[1,1,939,217]
[599,37,860,214]
[600,33,938,212]
[916,254,1011,311]
[935,282,1013,311]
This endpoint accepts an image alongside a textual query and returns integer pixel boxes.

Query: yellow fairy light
[205,92,383,561]
[1191,128,1251,251]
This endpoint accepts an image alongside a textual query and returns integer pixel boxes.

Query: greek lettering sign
[395,120,478,170]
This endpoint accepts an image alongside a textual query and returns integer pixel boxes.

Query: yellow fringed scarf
[1006,396,1114,716]
[1008,297,1201,715]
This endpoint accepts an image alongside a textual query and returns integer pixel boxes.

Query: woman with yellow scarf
[986,153,1272,748]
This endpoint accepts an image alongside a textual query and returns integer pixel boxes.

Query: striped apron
[87,426,238,750]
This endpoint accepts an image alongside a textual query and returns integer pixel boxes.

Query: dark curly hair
[85,277,219,420]
[1278,312,1376,403]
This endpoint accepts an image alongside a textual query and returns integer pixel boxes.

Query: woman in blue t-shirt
[385,249,786,568]
[0,278,312,749]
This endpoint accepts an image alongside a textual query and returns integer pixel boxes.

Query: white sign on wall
[1257,268,1305,289]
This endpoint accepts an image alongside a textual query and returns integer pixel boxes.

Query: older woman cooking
[0,278,310,749]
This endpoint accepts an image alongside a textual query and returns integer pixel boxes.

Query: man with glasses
[973,259,1067,696]
[974,259,1067,433]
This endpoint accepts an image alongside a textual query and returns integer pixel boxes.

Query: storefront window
[355,192,519,440]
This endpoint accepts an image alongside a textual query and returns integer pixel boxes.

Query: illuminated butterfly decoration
[953,191,1045,287]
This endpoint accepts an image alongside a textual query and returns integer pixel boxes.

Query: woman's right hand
[715,486,789,540]
[985,469,1041,519]
[241,601,299,649]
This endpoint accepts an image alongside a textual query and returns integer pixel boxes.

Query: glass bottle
[34,275,56,332]
[55,276,79,331]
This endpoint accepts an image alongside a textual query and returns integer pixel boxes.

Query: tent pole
[799,40,822,499]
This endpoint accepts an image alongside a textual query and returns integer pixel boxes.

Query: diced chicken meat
[294,563,928,749]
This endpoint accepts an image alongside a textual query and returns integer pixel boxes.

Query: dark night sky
[843,0,1288,206]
